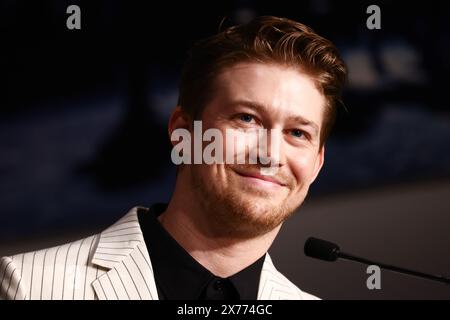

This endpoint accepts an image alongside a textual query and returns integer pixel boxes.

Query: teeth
[260,167,278,176]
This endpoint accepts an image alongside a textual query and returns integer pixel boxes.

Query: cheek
[195,160,229,188]
[224,129,258,158]
[288,151,318,186]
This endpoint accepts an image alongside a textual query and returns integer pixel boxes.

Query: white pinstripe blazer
[0,206,319,300]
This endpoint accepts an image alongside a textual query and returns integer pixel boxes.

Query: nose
[257,128,286,168]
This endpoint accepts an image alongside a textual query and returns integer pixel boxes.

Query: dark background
[1,0,449,299]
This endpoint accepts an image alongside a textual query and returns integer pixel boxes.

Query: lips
[233,168,287,187]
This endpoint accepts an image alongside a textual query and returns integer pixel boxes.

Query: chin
[229,194,288,224]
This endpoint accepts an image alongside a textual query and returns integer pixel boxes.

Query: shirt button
[213,280,222,291]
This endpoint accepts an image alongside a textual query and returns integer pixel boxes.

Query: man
[0,16,346,300]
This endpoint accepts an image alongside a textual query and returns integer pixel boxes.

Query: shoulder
[0,206,144,300]
[0,234,100,300]
[5,233,100,271]
[261,254,320,300]
[1,205,144,276]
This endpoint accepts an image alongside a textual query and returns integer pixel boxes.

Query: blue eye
[291,129,304,138]
[239,114,254,123]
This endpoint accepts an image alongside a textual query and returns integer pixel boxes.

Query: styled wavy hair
[178,16,347,146]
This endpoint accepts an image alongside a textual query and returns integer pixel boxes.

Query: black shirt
[137,204,265,300]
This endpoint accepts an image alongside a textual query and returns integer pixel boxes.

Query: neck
[158,172,281,278]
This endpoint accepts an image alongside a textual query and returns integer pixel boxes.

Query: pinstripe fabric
[257,255,319,300]
[0,206,319,300]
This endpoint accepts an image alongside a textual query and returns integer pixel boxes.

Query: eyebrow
[230,99,320,135]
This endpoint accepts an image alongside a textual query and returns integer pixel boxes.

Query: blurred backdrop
[1,0,449,299]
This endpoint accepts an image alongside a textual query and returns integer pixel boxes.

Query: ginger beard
[189,161,309,239]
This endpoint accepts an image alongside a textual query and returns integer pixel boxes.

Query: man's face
[187,62,325,238]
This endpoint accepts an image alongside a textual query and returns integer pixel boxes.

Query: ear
[310,145,325,184]
[168,106,191,147]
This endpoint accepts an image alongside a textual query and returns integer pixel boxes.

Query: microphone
[304,237,450,285]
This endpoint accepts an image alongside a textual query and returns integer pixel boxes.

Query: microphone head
[304,237,340,262]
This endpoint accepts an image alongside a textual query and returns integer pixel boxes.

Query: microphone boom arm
[338,251,450,285]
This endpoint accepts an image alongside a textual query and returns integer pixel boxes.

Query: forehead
[211,62,326,126]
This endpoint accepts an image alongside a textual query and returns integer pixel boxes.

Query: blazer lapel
[90,207,159,300]
[257,254,302,300]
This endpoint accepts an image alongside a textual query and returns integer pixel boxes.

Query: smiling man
[0,16,346,300]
